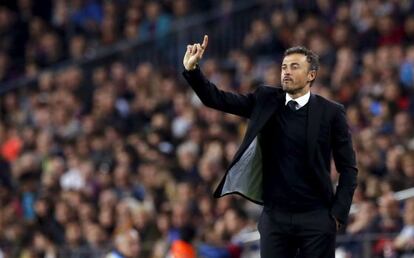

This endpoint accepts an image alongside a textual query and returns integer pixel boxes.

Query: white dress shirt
[285,91,311,110]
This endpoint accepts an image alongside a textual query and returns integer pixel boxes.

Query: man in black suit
[182,35,358,257]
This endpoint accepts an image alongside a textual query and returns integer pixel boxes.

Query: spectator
[106,229,141,258]
[70,0,103,35]
[168,225,196,258]
[347,200,379,235]
[393,198,414,256]
[139,1,171,40]
[371,194,404,256]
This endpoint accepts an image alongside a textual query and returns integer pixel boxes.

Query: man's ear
[307,70,316,82]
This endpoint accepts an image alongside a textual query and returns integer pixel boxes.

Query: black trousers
[258,206,336,258]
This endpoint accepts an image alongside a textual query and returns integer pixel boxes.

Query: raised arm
[182,35,255,118]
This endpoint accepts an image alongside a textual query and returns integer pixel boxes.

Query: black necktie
[287,100,298,111]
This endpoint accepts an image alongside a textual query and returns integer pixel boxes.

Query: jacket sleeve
[330,105,358,225]
[182,67,255,118]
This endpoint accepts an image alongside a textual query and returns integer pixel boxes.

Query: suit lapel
[307,94,322,164]
[254,92,283,135]
[229,88,283,168]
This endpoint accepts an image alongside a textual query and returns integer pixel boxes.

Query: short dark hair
[283,46,319,71]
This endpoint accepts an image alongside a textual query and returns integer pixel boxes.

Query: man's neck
[288,89,310,100]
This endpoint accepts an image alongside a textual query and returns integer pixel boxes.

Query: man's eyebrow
[282,62,300,66]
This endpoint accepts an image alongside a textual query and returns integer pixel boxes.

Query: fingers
[196,44,203,58]
[187,43,200,58]
[186,45,193,55]
[201,35,208,50]
[195,43,201,55]
[187,43,198,55]
[186,35,208,57]
[184,36,208,69]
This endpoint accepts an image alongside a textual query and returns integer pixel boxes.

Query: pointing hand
[183,35,209,71]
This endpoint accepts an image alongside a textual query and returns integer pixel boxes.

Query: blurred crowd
[1,0,414,257]
[0,0,215,83]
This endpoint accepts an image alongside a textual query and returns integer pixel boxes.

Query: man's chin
[282,84,304,94]
[283,88,301,95]
[282,86,294,94]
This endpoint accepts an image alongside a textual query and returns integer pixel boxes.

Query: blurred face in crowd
[34,198,50,218]
[172,0,188,17]
[281,53,315,96]
[99,207,114,230]
[176,182,194,204]
[99,189,118,209]
[114,165,130,187]
[85,223,107,247]
[132,208,149,231]
[394,112,413,138]
[116,229,141,258]
[379,195,400,218]
[146,2,160,21]
[402,154,414,178]
[156,213,170,235]
[359,201,378,221]
[224,209,244,235]
[69,35,86,60]
[386,147,403,172]
[198,195,213,218]
[33,231,49,251]
[65,223,82,247]
[78,202,97,222]
[172,203,190,228]
[404,199,414,225]
[55,201,72,225]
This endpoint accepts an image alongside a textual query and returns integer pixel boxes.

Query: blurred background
[0,0,414,257]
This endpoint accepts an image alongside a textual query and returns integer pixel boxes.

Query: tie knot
[287,100,298,111]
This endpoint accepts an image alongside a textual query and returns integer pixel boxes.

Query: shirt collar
[285,91,311,110]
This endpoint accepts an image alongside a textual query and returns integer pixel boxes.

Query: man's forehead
[282,53,307,64]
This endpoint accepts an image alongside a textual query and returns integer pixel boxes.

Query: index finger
[201,35,208,49]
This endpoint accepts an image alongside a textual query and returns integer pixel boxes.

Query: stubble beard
[282,82,305,95]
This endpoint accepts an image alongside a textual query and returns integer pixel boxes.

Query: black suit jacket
[182,67,358,224]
